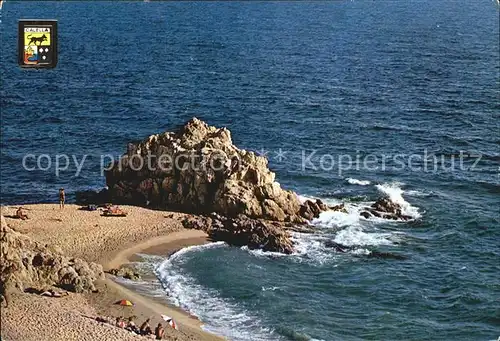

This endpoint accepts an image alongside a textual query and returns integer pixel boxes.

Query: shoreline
[107,230,211,270]
[105,231,214,327]
[1,204,226,341]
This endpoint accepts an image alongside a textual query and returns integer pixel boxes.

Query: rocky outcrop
[0,215,104,295]
[107,267,141,281]
[299,199,327,220]
[183,213,295,254]
[360,197,412,221]
[75,189,110,205]
[105,118,326,222]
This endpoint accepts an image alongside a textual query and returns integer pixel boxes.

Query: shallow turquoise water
[1,1,499,340]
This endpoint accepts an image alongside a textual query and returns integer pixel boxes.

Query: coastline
[107,230,211,270]
[1,204,225,341]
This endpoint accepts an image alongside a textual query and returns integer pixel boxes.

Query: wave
[375,183,422,219]
[405,189,438,198]
[298,203,402,262]
[155,242,278,341]
[312,205,361,229]
[345,178,371,186]
[333,226,395,247]
[292,232,336,265]
[240,246,289,259]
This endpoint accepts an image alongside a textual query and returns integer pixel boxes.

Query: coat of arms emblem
[19,20,58,68]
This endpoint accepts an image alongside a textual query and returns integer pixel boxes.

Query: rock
[360,197,413,221]
[299,199,323,221]
[104,118,326,222]
[360,211,372,219]
[262,199,286,221]
[187,214,295,254]
[107,267,141,281]
[372,197,401,215]
[1,215,104,295]
[329,203,348,214]
[284,224,317,234]
[75,188,110,205]
[316,199,328,212]
[324,240,353,253]
[367,251,407,260]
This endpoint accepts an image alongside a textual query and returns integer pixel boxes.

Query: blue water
[1,1,499,340]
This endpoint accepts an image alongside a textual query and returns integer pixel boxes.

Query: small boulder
[107,267,141,281]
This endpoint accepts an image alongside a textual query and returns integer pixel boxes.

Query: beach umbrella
[161,314,178,330]
[116,299,133,306]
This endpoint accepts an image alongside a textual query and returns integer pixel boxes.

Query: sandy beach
[0,204,225,341]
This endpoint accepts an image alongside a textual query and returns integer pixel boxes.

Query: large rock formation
[0,215,104,295]
[183,213,295,254]
[105,118,325,223]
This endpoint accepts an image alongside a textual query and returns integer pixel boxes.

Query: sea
[1,1,499,340]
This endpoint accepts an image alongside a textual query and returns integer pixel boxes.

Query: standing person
[59,188,65,209]
[154,323,164,340]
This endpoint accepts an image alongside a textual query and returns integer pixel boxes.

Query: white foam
[155,242,278,341]
[240,246,288,258]
[333,226,394,247]
[375,183,422,219]
[312,206,361,229]
[292,232,336,265]
[349,248,372,255]
[346,178,371,186]
[406,189,433,197]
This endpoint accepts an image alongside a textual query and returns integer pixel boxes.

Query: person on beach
[15,207,28,220]
[116,316,126,328]
[140,318,152,336]
[126,316,139,334]
[155,322,164,340]
[59,188,65,209]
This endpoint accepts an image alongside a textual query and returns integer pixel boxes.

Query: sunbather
[115,316,126,328]
[139,318,152,335]
[16,207,28,220]
[155,322,164,340]
[126,316,139,334]
[103,205,127,217]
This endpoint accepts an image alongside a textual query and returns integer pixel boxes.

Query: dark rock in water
[184,214,295,254]
[367,251,407,260]
[323,238,407,260]
[107,267,141,280]
[329,203,348,213]
[360,211,372,219]
[316,199,328,212]
[372,197,401,214]
[1,215,104,295]
[323,240,353,253]
[299,199,324,221]
[360,197,412,221]
[104,118,326,222]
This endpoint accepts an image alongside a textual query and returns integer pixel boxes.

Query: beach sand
[0,204,225,341]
